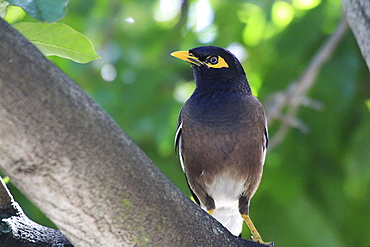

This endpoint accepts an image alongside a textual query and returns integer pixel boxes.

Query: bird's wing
[263,109,269,149]
[175,109,185,172]
[175,109,201,205]
[185,173,201,205]
[262,120,268,166]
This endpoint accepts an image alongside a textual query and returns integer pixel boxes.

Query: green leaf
[366,99,370,111]
[6,0,67,22]
[0,0,9,18]
[3,176,10,184]
[13,22,100,63]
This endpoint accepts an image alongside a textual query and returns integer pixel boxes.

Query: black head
[171,46,251,94]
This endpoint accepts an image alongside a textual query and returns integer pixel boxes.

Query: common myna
[171,46,271,245]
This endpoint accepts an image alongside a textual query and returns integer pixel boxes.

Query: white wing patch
[262,123,268,166]
[175,122,185,172]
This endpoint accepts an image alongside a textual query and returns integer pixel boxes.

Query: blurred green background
[2,0,370,246]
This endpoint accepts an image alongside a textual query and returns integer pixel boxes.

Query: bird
[171,46,271,245]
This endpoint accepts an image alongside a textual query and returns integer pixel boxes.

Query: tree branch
[266,18,348,150]
[0,177,73,246]
[342,0,370,71]
[0,18,266,246]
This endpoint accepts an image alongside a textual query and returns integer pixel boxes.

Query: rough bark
[0,18,266,246]
[0,177,73,246]
[342,0,370,71]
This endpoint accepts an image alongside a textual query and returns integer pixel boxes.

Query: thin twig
[266,18,349,150]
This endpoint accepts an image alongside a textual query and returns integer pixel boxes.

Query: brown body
[179,92,267,216]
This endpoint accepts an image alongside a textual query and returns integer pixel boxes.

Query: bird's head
[171,46,250,93]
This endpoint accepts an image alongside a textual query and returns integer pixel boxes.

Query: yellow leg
[242,214,273,246]
[207,209,214,215]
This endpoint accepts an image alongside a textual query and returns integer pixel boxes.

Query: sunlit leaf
[293,0,321,10]
[13,22,100,63]
[7,0,68,22]
[365,99,370,111]
[3,5,27,23]
[240,3,266,47]
[272,1,294,28]
[2,176,10,184]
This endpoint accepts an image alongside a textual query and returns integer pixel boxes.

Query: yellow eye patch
[206,55,229,69]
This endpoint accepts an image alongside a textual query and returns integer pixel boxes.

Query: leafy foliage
[6,0,67,22]
[13,22,100,63]
[2,0,370,246]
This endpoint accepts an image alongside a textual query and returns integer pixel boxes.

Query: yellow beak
[170,50,203,66]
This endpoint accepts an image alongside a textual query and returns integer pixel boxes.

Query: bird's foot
[242,214,273,246]
[207,209,214,215]
[250,235,274,246]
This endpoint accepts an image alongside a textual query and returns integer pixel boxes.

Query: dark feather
[185,175,200,205]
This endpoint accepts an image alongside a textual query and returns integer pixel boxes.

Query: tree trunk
[0,18,262,246]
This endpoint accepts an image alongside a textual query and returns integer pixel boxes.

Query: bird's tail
[211,207,243,236]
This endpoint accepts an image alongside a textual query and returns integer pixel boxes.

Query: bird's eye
[208,56,218,65]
